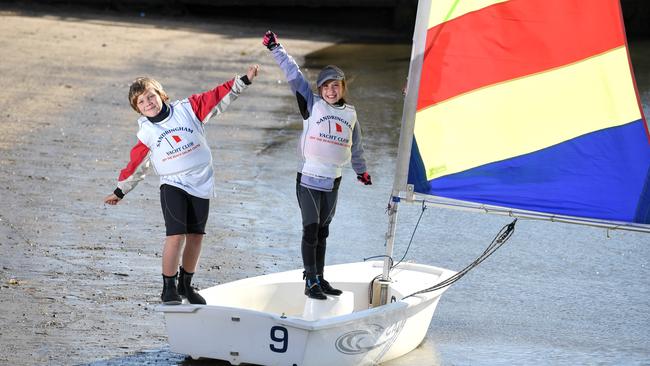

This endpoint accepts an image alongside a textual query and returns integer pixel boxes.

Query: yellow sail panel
[414,46,642,180]
[428,0,509,28]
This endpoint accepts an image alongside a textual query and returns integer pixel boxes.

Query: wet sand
[0,7,388,365]
[2,4,650,366]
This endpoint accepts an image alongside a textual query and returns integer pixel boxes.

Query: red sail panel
[417,0,626,110]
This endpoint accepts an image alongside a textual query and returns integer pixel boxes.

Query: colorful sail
[407,0,650,224]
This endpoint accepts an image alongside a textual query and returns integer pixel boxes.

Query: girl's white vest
[301,99,357,179]
[137,100,212,176]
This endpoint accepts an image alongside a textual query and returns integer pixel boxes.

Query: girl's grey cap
[317,65,345,87]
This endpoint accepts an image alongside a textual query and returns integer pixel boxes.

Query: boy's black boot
[317,274,342,296]
[178,267,206,305]
[303,271,327,300]
[161,273,182,305]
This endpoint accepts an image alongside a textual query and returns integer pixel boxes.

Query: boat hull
[156,261,455,365]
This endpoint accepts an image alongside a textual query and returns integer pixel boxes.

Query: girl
[263,31,372,300]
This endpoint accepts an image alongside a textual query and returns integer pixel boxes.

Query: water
[292,41,650,365]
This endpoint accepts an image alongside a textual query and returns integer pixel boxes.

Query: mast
[382,0,433,284]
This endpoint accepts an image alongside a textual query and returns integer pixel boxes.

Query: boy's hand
[104,193,121,205]
[357,172,372,185]
[263,30,279,50]
[247,64,259,81]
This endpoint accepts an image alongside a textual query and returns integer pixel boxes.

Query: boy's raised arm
[189,64,259,124]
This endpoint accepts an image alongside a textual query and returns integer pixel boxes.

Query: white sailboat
[157,261,455,365]
[157,0,650,365]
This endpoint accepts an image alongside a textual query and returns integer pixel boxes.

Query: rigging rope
[365,201,428,302]
[392,200,427,269]
[365,199,426,270]
[365,203,517,303]
[402,218,518,299]
[363,255,393,302]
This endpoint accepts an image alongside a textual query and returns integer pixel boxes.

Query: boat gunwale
[156,261,457,332]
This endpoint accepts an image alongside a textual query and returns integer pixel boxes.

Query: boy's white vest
[301,99,357,179]
[137,100,212,176]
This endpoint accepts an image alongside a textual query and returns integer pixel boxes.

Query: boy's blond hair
[128,77,170,113]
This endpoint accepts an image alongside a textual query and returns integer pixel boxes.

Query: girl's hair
[128,77,169,112]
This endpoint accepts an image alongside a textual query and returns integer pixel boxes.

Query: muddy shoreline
[0,7,395,365]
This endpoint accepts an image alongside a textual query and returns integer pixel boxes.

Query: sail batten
[402,0,650,227]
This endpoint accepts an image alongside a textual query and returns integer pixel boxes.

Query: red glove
[263,30,279,50]
[357,172,372,185]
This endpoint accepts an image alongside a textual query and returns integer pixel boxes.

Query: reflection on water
[298,40,650,365]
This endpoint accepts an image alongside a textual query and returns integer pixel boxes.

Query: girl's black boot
[303,271,327,300]
[317,274,342,296]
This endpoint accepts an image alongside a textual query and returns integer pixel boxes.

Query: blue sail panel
[409,120,650,224]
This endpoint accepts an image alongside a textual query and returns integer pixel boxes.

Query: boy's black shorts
[160,184,209,236]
